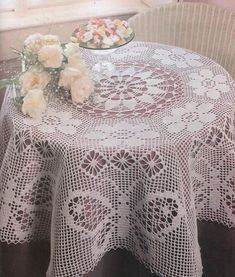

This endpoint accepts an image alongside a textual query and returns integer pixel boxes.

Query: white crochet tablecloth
[0,42,235,277]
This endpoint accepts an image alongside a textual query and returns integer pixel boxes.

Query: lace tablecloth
[0,42,235,277]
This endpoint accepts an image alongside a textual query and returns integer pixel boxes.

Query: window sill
[0,0,148,32]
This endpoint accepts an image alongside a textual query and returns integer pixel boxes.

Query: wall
[0,0,147,60]
[185,0,235,11]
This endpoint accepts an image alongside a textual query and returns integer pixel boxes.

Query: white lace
[0,42,235,277]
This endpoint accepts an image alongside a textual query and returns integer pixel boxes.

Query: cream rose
[59,67,83,89]
[70,73,94,104]
[68,55,86,68]
[64,43,80,57]
[64,43,86,68]
[38,45,63,68]
[20,70,50,96]
[59,66,93,103]
[24,33,45,54]
[22,89,47,118]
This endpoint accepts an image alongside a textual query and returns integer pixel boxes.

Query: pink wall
[185,0,235,12]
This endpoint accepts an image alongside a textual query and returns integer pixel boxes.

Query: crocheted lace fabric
[0,42,235,277]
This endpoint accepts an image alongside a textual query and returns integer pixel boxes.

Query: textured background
[185,0,235,11]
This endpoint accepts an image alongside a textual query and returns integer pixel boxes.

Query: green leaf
[0,77,20,89]
[0,79,14,89]
[11,47,23,56]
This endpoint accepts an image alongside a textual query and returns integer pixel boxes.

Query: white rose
[70,73,94,104]
[22,89,47,118]
[20,70,50,96]
[24,33,45,54]
[38,45,63,68]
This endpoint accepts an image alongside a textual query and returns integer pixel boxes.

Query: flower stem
[0,79,14,89]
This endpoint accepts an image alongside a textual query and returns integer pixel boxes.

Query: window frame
[0,0,95,13]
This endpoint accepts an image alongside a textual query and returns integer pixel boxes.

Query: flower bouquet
[0,33,94,118]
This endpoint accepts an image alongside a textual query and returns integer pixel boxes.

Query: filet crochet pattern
[0,42,235,277]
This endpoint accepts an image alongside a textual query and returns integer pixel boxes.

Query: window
[0,0,142,34]
[0,0,14,12]
[0,0,96,13]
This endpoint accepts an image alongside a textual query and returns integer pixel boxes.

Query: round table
[0,42,235,277]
